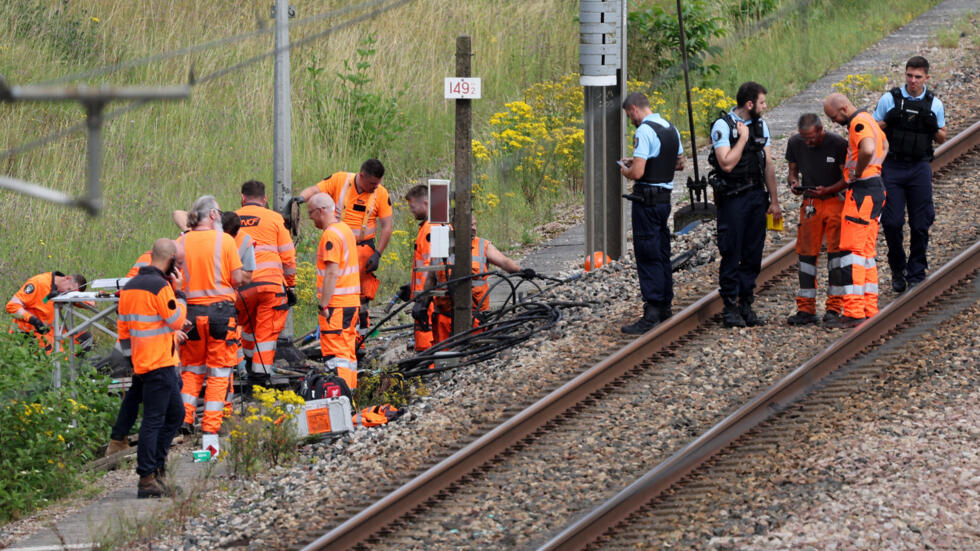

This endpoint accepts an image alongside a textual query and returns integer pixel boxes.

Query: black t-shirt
[784,132,847,188]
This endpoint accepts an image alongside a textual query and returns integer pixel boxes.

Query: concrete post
[273,0,295,338]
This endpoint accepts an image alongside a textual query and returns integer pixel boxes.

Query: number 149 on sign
[444,77,481,99]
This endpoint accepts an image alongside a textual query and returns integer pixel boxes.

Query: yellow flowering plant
[833,73,887,106]
[223,386,306,478]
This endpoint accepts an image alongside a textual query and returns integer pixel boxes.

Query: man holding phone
[784,113,848,326]
[619,92,684,334]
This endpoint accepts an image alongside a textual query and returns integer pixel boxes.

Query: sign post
[448,36,479,336]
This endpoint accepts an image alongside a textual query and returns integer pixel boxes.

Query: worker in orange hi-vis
[823,93,888,328]
[233,180,296,379]
[7,271,88,352]
[401,184,435,352]
[116,238,188,498]
[421,214,533,346]
[307,193,361,390]
[175,195,243,454]
[299,159,393,348]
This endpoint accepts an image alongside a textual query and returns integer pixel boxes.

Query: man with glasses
[307,193,360,390]
[175,196,243,455]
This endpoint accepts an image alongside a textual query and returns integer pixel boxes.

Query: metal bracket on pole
[0,80,190,215]
[270,3,296,18]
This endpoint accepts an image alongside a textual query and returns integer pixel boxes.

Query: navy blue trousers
[135,366,184,477]
[110,378,142,441]
[881,158,935,284]
[717,188,768,299]
[632,200,673,306]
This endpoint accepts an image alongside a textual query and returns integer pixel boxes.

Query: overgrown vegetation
[224,386,305,478]
[0,333,116,521]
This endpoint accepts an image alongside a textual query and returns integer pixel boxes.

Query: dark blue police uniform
[709,110,771,323]
[630,114,683,312]
[872,85,945,289]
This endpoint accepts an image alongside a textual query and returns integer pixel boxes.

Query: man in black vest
[619,92,685,334]
[872,56,947,293]
[708,81,782,327]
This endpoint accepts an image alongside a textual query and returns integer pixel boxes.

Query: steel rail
[537,237,980,551]
[300,121,978,551]
[300,241,795,551]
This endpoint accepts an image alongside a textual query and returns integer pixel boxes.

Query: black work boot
[621,303,663,335]
[786,311,818,326]
[739,297,765,327]
[722,297,746,328]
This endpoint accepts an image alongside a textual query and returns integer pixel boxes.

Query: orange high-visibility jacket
[315,172,393,242]
[127,250,152,278]
[410,220,432,298]
[317,221,361,308]
[177,230,242,305]
[434,237,490,312]
[6,272,60,332]
[845,111,888,182]
[117,266,187,374]
[235,203,297,286]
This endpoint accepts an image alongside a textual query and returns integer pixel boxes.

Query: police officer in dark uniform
[619,92,684,334]
[708,81,782,327]
[872,56,947,293]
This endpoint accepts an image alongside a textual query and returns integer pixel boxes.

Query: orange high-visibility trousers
[839,177,885,319]
[180,303,238,433]
[413,302,435,352]
[795,196,844,315]
[237,283,288,376]
[319,306,359,390]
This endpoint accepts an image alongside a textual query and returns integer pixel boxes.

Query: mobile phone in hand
[616,160,628,169]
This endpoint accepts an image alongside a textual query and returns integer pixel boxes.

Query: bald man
[117,238,188,497]
[822,93,888,328]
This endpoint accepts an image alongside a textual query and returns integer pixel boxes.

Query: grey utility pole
[272,0,294,214]
[451,35,474,336]
[273,0,296,338]
[580,0,627,261]
[0,83,190,215]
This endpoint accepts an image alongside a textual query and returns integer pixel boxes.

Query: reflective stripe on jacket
[177,229,242,304]
[117,266,187,374]
[316,221,361,308]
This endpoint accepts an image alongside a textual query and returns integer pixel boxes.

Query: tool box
[294,396,354,437]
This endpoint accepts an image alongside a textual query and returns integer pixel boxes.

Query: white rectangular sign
[444,77,481,99]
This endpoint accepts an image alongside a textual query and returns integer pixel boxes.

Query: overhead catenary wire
[0,0,415,163]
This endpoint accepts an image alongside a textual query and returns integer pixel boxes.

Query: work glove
[293,195,306,204]
[396,284,411,303]
[365,250,381,273]
[28,316,50,334]
[285,286,298,307]
[518,268,537,279]
[412,299,431,331]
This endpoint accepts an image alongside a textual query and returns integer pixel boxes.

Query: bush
[223,386,305,478]
[627,0,726,80]
[471,74,585,206]
[832,73,888,106]
[0,333,116,521]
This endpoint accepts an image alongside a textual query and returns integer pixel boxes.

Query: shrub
[223,386,305,478]
[0,333,116,521]
[471,74,585,205]
[627,0,726,80]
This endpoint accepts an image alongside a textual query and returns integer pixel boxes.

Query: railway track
[296,121,980,551]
